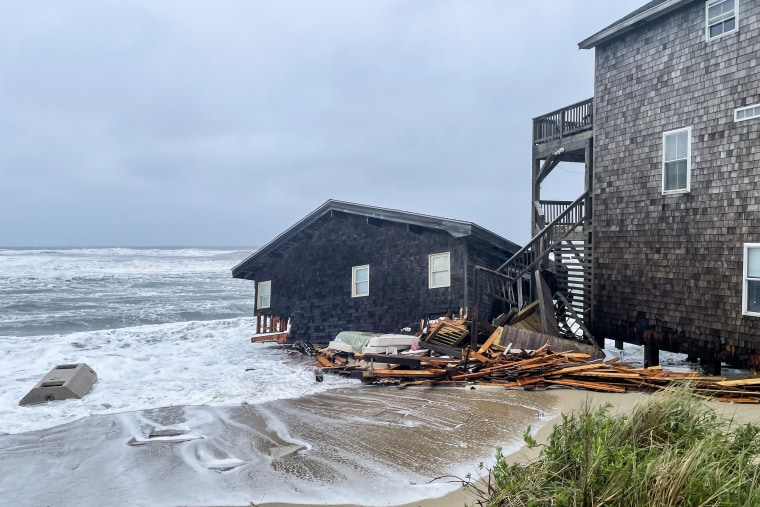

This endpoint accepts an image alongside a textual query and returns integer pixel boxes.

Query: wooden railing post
[471,267,480,348]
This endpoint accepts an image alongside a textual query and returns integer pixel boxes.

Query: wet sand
[0,385,556,506]
[257,390,760,507]
[257,390,655,507]
[2,387,759,507]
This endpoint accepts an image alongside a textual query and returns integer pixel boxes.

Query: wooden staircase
[473,192,593,342]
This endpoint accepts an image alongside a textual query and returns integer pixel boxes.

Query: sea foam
[0,317,358,434]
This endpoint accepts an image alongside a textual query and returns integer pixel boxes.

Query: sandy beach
[258,389,760,507]
[4,384,759,507]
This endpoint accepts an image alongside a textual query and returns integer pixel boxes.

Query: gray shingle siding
[243,211,515,342]
[592,0,760,366]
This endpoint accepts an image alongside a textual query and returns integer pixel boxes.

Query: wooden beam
[536,153,562,186]
[364,369,447,378]
[478,326,503,354]
[251,332,288,344]
[535,270,559,336]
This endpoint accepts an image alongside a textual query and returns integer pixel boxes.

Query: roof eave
[231,200,334,277]
[578,0,694,50]
[231,200,488,279]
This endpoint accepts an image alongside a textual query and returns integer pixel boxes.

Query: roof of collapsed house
[578,0,696,49]
[232,199,521,280]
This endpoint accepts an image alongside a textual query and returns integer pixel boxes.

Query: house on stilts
[494,0,760,372]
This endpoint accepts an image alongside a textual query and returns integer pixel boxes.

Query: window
[429,252,451,288]
[744,245,760,316]
[736,104,760,122]
[662,127,691,194]
[706,0,737,40]
[257,280,271,309]
[352,265,369,297]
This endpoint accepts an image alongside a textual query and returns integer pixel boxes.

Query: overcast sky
[1,0,644,247]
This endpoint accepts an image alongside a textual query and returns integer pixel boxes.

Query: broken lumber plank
[478,326,503,354]
[569,371,642,379]
[468,351,490,364]
[508,300,539,325]
[467,355,556,377]
[691,386,760,397]
[555,352,593,360]
[715,378,760,387]
[449,370,494,381]
[501,326,605,360]
[627,365,663,372]
[251,332,288,344]
[517,357,567,372]
[714,397,760,404]
[545,363,610,376]
[331,355,348,366]
[622,379,674,392]
[545,379,626,393]
[423,359,462,367]
[516,377,545,387]
[535,270,559,337]
[315,355,335,368]
[364,369,447,377]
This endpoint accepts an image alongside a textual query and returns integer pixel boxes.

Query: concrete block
[19,363,98,406]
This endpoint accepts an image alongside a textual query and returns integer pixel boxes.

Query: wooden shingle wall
[592,0,760,366]
[250,212,473,342]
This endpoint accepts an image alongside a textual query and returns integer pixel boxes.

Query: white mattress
[327,340,355,353]
[366,334,419,347]
[362,345,401,355]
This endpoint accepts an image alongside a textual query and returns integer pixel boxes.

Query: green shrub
[485,388,760,507]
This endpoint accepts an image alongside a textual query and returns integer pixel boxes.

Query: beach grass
[480,387,760,507]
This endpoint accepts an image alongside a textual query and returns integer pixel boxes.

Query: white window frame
[706,0,737,41]
[662,127,692,194]
[743,244,760,317]
[351,265,369,298]
[257,280,271,309]
[429,252,451,289]
[736,104,760,122]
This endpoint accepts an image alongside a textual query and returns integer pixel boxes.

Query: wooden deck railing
[539,200,575,225]
[497,192,588,282]
[533,98,593,144]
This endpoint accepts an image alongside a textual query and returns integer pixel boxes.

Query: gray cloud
[0,0,644,247]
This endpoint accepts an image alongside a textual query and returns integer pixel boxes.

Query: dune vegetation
[473,388,760,507]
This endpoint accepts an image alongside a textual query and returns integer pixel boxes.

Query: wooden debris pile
[305,321,760,403]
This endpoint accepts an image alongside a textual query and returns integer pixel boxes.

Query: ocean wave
[0,318,357,434]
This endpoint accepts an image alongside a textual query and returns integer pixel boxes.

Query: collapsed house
[231,200,521,342]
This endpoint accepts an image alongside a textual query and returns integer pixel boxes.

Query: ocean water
[0,247,559,506]
[0,247,358,435]
[0,248,574,506]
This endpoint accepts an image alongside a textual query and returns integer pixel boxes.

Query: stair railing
[497,191,588,282]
